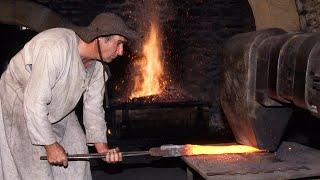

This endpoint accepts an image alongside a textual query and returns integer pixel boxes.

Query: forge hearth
[107,93,211,138]
[111,84,198,105]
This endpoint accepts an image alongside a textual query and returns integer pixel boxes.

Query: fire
[183,144,263,155]
[130,22,164,99]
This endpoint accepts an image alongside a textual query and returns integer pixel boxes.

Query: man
[0,13,136,179]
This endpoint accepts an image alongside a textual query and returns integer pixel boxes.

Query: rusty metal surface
[277,33,312,102]
[293,34,320,111]
[306,40,320,117]
[221,28,292,151]
[182,142,320,180]
[222,28,320,152]
[221,29,320,152]
[221,29,320,150]
[255,33,296,104]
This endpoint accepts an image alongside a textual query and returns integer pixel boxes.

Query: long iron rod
[40,151,150,160]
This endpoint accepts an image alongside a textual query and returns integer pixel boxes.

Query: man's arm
[83,63,108,144]
[83,63,121,163]
[24,40,68,166]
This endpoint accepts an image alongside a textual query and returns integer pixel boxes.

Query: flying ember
[130,22,165,99]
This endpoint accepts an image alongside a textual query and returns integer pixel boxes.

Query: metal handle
[40,151,150,160]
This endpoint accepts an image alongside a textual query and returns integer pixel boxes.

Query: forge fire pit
[111,84,201,105]
[107,86,211,137]
[183,141,320,180]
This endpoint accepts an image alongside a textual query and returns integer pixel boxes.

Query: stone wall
[296,0,320,32]
[248,0,300,31]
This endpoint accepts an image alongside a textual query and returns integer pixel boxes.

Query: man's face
[99,35,127,63]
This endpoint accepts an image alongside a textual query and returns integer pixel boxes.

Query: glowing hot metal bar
[183,144,263,155]
[152,144,264,157]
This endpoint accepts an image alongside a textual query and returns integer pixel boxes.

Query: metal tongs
[40,151,150,160]
[40,145,184,160]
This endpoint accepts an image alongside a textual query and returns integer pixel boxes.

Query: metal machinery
[221,28,320,151]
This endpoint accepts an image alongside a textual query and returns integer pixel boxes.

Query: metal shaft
[40,150,150,160]
[40,145,185,160]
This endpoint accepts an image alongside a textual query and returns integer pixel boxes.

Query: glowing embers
[130,22,166,99]
[183,144,263,156]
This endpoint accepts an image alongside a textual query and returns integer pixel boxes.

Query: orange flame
[184,144,263,155]
[130,22,164,99]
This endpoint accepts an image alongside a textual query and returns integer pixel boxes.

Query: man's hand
[44,142,68,167]
[95,143,122,163]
